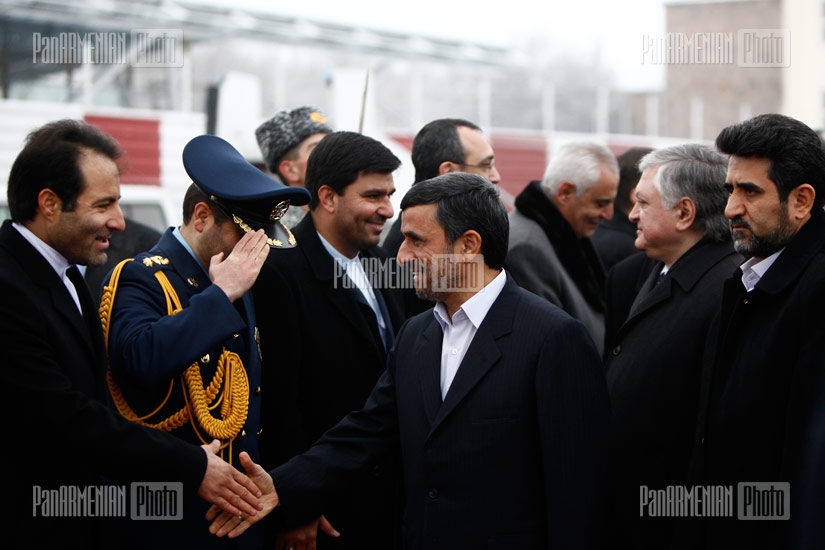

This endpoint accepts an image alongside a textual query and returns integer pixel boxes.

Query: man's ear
[191,202,212,233]
[454,230,483,259]
[674,197,697,232]
[37,189,62,221]
[439,161,460,175]
[555,181,577,205]
[788,183,815,220]
[316,185,337,214]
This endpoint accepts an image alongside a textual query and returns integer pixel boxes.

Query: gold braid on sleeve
[99,259,249,463]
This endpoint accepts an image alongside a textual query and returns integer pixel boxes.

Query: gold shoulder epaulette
[141,255,170,267]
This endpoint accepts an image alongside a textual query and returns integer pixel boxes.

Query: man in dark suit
[253,131,406,549]
[0,119,265,550]
[690,114,825,549]
[104,135,311,549]
[214,173,612,549]
[604,144,741,549]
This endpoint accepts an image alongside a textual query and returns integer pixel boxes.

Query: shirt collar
[740,248,784,292]
[172,226,209,276]
[433,268,507,330]
[318,231,360,264]
[12,221,71,277]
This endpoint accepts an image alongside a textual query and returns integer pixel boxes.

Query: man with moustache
[690,113,825,549]
[253,131,405,549]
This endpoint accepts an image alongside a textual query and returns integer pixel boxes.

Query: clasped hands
[206,452,339,548]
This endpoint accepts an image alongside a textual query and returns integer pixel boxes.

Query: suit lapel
[2,223,102,368]
[428,276,516,435]
[297,216,387,354]
[627,262,663,318]
[416,318,445,427]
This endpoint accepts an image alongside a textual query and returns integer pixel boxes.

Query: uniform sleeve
[106,260,247,385]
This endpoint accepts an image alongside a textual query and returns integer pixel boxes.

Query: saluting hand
[210,229,270,302]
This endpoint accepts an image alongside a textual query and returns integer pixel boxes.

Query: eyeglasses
[459,160,496,173]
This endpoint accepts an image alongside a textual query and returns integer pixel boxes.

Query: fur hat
[255,106,333,174]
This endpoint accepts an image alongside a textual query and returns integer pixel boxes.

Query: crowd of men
[4,108,825,550]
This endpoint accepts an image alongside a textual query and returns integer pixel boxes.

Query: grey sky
[197,0,667,90]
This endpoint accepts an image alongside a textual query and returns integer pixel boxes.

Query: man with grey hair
[507,141,619,353]
[603,143,741,549]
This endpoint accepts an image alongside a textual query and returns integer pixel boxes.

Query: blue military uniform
[102,135,310,548]
[107,229,263,462]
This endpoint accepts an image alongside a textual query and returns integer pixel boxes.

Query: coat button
[427,488,438,500]
[257,428,263,436]
[241,429,246,437]
[612,345,621,356]
[255,386,261,395]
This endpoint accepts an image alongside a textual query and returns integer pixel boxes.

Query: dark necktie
[66,265,90,318]
[653,270,667,288]
[373,288,395,351]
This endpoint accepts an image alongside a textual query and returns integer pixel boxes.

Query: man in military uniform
[103,135,310,548]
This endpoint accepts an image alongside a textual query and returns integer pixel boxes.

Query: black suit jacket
[604,240,741,549]
[254,214,405,548]
[603,251,658,356]
[0,221,205,550]
[690,210,825,549]
[269,275,612,549]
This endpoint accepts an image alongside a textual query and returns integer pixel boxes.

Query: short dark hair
[615,147,653,213]
[411,118,481,184]
[181,183,230,225]
[304,131,400,209]
[715,113,825,209]
[8,119,122,222]
[400,172,508,269]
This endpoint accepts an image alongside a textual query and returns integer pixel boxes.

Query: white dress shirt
[432,269,506,399]
[13,222,83,313]
[318,232,387,340]
[740,249,783,292]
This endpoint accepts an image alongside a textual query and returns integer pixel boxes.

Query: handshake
[205,450,339,546]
